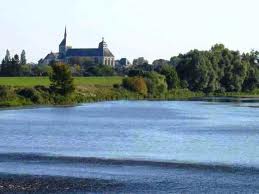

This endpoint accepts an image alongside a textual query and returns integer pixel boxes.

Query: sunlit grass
[0,77,123,87]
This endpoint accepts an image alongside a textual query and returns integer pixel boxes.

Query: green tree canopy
[174,44,259,93]
[49,63,75,96]
[144,71,167,97]
[159,64,180,90]
[20,50,27,65]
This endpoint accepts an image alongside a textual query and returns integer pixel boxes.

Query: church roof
[44,52,59,60]
[59,38,66,46]
[66,48,114,57]
[103,48,114,57]
[66,49,100,57]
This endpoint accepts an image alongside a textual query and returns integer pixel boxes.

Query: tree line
[1,44,258,94]
[125,44,259,94]
[0,50,53,76]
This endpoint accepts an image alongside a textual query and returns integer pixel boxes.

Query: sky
[0,0,259,63]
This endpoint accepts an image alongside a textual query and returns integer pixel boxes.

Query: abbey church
[39,28,115,66]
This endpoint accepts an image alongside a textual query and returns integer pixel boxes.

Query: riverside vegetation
[0,44,259,107]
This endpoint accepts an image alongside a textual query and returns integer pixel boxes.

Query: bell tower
[59,27,67,58]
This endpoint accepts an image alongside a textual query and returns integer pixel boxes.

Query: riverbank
[1,84,259,108]
[0,174,122,193]
[0,84,205,108]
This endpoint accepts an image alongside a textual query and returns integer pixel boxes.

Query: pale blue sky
[0,0,259,63]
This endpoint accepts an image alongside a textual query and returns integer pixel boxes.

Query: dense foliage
[122,77,148,96]
[1,44,258,97]
[49,63,75,96]
[123,71,168,97]
[125,44,259,93]
[158,65,180,90]
[174,44,259,93]
[144,72,167,97]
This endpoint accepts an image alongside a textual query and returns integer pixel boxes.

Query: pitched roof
[103,48,114,57]
[66,49,101,57]
[44,52,59,60]
[66,48,114,57]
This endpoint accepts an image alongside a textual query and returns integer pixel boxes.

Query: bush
[144,71,167,97]
[180,80,189,89]
[17,88,43,103]
[122,77,148,96]
[49,63,75,96]
[113,84,120,89]
[0,86,15,100]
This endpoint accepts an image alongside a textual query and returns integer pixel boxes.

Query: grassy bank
[0,77,259,108]
[0,77,123,87]
[0,86,203,108]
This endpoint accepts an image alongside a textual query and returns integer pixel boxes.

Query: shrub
[49,63,75,96]
[17,88,42,103]
[0,86,15,100]
[180,80,189,89]
[122,77,148,96]
[113,83,120,89]
[144,71,167,97]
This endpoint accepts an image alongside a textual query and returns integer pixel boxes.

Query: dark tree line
[1,44,258,93]
[128,44,259,93]
[1,49,28,76]
[173,44,259,93]
[0,50,53,76]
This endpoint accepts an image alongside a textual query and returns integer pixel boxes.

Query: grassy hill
[0,76,123,87]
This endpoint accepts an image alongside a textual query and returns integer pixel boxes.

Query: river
[0,98,259,193]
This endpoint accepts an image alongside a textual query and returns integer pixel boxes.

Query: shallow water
[0,98,259,193]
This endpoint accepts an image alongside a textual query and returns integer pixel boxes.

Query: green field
[0,77,123,87]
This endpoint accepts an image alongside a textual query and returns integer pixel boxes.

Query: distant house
[39,27,115,66]
[39,52,59,65]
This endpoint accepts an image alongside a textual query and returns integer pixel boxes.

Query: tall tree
[20,50,27,65]
[1,50,11,76]
[49,63,75,96]
[4,50,11,64]
[10,54,22,76]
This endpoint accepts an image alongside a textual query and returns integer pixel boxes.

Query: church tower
[59,27,67,58]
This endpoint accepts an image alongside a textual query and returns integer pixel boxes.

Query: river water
[0,98,259,193]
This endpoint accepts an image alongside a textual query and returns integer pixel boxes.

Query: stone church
[39,28,115,66]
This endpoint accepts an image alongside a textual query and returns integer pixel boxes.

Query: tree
[4,50,11,63]
[122,77,148,96]
[173,44,258,93]
[49,63,75,96]
[133,57,149,66]
[144,71,168,96]
[11,54,22,76]
[159,65,180,90]
[241,51,259,91]
[84,65,116,76]
[152,59,169,68]
[1,52,22,76]
[20,50,27,65]
[1,50,11,76]
[176,50,217,93]
[21,64,32,76]
[32,65,52,76]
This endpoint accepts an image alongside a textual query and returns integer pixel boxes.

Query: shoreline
[1,95,259,110]
[1,84,259,109]
[0,173,122,193]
